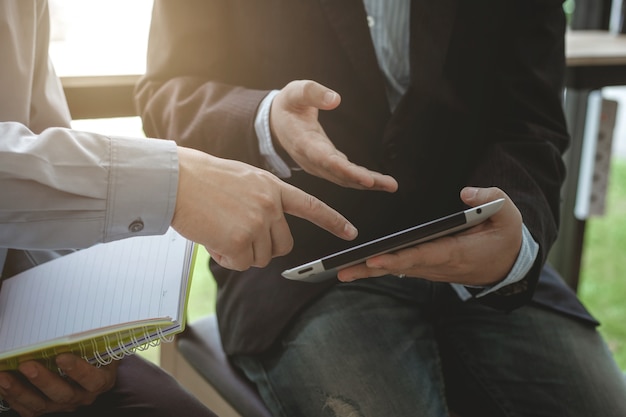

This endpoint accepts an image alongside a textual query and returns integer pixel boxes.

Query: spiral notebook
[0,228,196,371]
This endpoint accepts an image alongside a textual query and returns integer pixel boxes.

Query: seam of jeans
[432,340,453,416]
[237,355,289,417]
[443,333,517,417]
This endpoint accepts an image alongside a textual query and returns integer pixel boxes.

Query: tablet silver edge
[282,198,505,282]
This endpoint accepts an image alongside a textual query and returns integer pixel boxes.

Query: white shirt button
[367,16,375,28]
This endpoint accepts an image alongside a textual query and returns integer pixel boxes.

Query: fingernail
[323,91,337,105]
[365,258,383,269]
[0,376,11,390]
[336,271,353,282]
[56,355,75,371]
[344,224,358,239]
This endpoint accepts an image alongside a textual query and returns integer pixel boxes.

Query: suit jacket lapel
[318,0,457,110]
[318,0,389,109]
[409,0,458,97]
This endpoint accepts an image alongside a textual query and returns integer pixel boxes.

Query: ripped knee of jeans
[323,394,364,417]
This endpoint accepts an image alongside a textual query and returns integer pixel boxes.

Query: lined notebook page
[0,228,190,353]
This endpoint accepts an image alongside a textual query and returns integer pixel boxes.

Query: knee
[322,394,365,417]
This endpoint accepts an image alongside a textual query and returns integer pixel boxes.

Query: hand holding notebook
[0,228,195,371]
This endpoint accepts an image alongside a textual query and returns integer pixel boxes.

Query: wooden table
[566,30,626,68]
[565,30,626,91]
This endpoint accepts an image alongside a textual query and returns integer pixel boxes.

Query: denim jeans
[233,277,626,417]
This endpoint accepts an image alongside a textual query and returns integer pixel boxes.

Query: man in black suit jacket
[136,0,626,415]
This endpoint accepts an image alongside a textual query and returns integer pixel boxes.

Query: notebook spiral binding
[85,325,176,367]
[0,324,176,371]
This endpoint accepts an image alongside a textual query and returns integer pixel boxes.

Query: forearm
[0,122,177,249]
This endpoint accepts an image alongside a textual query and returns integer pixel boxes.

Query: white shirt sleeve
[0,122,178,250]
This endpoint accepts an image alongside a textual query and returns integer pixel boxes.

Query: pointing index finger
[280,183,358,241]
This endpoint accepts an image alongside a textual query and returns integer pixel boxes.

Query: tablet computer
[281,198,505,283]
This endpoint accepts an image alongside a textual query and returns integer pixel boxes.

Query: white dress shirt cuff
[104,136,178,242]
[255,90,293,178]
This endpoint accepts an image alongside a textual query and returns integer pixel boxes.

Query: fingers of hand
[275,82,398,192]
[337,238,464,283]
[238,222,278,270]
[0,370,48,416]
[327,156,398,191]
[17,362,76,406]
[208,230,256,271]
[336,263,388,282]
[293,139,398,191]
[56,354,116,394]
[460,186,505,205]
[461,186,521,224]
[369,242,459,280]
[268,217,294,259]
[204,207,293,270]
[282,80,341,111]
[341,189,523,285]
[0,356,112,417]
[280,184,357,241]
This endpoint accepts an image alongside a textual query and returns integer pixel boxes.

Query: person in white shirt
[0,1,363,415]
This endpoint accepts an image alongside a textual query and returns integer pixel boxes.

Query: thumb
[288,80,341,111]
[460,186,506,207]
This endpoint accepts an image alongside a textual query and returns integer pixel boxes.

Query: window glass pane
[49,0,154,76]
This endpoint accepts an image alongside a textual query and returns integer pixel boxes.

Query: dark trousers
[3,355,217,417]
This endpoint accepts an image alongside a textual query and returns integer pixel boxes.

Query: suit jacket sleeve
[134,1,269,168]
[464,0,570,309]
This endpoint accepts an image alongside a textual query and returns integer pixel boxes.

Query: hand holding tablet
[282,198,505,283]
